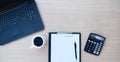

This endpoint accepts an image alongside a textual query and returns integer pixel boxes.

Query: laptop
[0,0,44,45]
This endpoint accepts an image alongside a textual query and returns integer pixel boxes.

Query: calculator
[84,33,106,56]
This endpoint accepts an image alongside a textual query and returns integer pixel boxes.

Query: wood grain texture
[0,0,120,62]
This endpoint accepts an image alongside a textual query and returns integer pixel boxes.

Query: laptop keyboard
[0,2,37,32]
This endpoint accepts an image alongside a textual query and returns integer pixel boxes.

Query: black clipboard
[49,32,81,62]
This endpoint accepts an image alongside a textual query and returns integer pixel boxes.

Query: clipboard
[49,32,81,62]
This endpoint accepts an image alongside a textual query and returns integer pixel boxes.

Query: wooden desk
[0,0,120,62]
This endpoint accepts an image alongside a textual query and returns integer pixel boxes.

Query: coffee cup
[31,35,46,48]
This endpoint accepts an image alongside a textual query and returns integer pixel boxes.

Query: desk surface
[0,0,120,62]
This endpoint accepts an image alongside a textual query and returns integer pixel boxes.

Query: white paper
[50,33,80,62]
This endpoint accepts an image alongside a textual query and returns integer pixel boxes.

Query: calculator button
[88,47,91,49]
[89,46,92,48]
[96,45,99,47]
[99,45,102,47]
[100,42,102,44]
[96,43,99,45]
[93,51,96,54]
[95,46,98,48]
[90,44,93,46]
[98,44,101,46]
[87,42,91,44]
[91,49,94,51]
[88,40,91,42]
[96,52,99,55]
[100,42,103,44]
[91,41,94,43]
[87,45,90,47]
[99,45,102,48]
[100,44,103,46]
[95,48,97,50]
[85,48,88,51]
[92,46,95,48]
[96,45,98,47]
[95,47,98,49]
[95,48,97,51]
[98,47,101,50]
[97,43,99,45]
[88,50,91,52]
[94,42,97,44]
[98,49,100,52]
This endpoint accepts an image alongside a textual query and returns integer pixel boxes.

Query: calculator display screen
[95,36,104,41]
[90,34,104,41]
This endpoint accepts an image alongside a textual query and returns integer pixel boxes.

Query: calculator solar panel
[0,0,44,45]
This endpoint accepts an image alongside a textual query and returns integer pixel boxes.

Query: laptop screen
[0,0,29,12]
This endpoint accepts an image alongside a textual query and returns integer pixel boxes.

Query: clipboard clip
[57,32,73,37]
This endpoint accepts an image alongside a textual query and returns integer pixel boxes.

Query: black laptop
[0,0,44,45]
